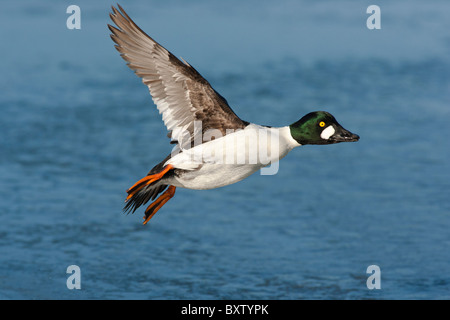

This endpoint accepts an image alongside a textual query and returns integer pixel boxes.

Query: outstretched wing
[108,5,248,149]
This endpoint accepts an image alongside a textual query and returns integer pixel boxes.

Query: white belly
[169,163,262,190]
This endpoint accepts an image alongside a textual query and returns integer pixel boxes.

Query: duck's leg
[125,164,174,201]
[143,185,176,224]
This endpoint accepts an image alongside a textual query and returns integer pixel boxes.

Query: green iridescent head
[289,111,359,145]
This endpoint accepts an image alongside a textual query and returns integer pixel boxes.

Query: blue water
[0,0,449,299]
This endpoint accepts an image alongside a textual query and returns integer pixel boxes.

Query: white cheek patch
[320,125,335,140]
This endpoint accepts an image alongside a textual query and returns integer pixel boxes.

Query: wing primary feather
[109,5,248,149]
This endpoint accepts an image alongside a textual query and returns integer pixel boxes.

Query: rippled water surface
[0,0,449,299]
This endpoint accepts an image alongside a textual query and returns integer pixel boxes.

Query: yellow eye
[319,121,326,127]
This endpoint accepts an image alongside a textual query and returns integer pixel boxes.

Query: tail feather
[123,182,168,214]
[124,155,175,222]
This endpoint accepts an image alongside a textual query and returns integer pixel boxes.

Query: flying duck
[108,5,360,224]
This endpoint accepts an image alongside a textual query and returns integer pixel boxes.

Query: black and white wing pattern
[108,5,248,150]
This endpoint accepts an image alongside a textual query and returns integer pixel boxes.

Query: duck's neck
[279,126,302,149]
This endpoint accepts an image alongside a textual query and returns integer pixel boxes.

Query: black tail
[123,155,173,214]
[123,182,168,214]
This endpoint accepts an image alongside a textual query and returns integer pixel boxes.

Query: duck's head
[289,111,359,145]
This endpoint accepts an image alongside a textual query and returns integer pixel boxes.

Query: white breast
[165,124,300,190]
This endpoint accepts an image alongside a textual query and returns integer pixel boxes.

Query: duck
[108,5,360,225]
